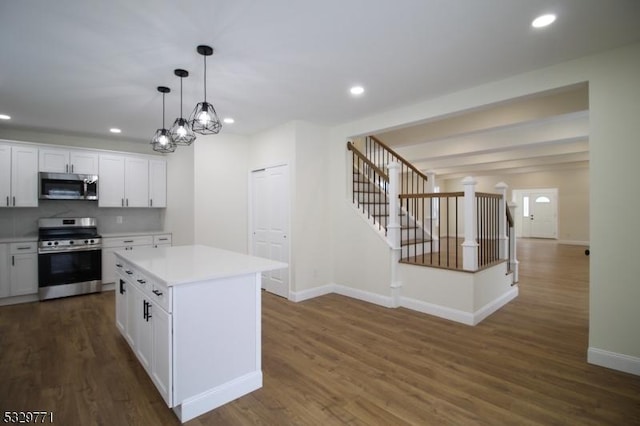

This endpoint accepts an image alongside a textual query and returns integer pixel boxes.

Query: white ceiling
[0,0,639,146]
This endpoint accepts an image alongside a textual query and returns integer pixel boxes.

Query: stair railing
[364,135,429,196]
[347,141,389,234]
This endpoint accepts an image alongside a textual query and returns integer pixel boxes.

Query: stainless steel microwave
[39,172,99,200]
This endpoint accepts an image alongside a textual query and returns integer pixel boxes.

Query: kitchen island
[114,245,287,423]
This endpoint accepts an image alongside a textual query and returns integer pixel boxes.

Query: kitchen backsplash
[0,200,165,238]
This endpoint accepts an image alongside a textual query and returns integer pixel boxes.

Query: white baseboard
[289,284,335,302]
[588,347,640,376]
[333,284,395,308]
[290,284,518,326]
[399,297,474,325]
[472,286,519,325]
[174,371,262,422]
[0,293,38,307]
[557,240,590,246]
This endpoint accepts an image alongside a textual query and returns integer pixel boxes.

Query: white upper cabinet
[99,154,150,208]
[39,147,98,174]
[149,159,167,208]
[0,145,10,207]
[125,157,149,207]
[98,154,126,207]
[0,143,38,208]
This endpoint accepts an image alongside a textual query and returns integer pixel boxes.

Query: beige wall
[328,42,640,372]
[193,133,250,253]
[442,166,590,243]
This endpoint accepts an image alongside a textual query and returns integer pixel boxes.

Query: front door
[251,165,290,298]
[514,189,558,239]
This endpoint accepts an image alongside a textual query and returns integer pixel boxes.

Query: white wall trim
[472,286,519,325]
[587,347,640,376]
[557,239,590,246]
[400,296,474,325]
[289,284,336,302]
[289,282,518,326]
[334,283,395,308]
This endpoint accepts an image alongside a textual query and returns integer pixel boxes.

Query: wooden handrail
[369,135,429,182]
[506,201,514,227]
[347,141,389,181]
[399,192,464,199]
[476,192,503,199]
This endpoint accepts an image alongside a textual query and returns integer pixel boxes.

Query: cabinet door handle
[71,164,74,173]
[152,289,163,296]
[121,198,124,207]
[123,240,134,243]
[146,301,152,321]
[126,198,129,207]
[12,196,15,206]
[119,279,126,294]
[16,246,31,250]
[150,199,153,207]
[11,255,14,266]
[116,263,123,268]
[66,164,68,173]
[142,300,147,320]
[5,196,8,206]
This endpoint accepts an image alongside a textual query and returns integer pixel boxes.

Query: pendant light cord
[162,93,166,128]
[180,77,183,117]
[203,55,207,103]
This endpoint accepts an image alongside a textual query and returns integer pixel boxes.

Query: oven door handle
[38,246,103,254]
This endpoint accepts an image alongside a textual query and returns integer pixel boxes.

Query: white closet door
[251,165,289,298]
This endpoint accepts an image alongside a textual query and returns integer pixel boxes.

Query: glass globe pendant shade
[189,101,222,135]
[169,69,197,145]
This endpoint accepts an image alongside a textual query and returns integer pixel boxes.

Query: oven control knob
[90,239,95,243]
[69,241,74,245]
[54,241,59,246]
[85,240,89,244]
[47,242,52,246]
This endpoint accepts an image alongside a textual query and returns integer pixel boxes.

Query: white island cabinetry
[114,245,286,423]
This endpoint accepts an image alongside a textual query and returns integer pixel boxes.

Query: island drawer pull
[123,240,134,243]
[116,263,123,268]
[152,289,163,296]
[125,270,133,275]
[137,279,146,284]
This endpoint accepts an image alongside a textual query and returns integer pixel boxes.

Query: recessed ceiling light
[532,14,556,28]
[0,114,11,120]
[223,117,235,124]
[110,128,122,134]
[350,86,365,96]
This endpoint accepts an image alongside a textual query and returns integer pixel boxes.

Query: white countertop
[114,244,287,286]
[101,230,171,238]
[0,236,38,244]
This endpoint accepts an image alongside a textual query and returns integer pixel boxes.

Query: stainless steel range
[38,217,102,300]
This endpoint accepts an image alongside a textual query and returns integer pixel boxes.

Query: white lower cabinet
[117,261,172,406]
[103,234,171,284]
[0,242,38,299]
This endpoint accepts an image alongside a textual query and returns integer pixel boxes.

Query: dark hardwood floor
[1,239,639,425]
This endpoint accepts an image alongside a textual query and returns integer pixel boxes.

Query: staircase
[348,136,515,273]
[352,164,432,258]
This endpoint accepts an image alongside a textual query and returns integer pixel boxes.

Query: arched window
[535,196,551,203]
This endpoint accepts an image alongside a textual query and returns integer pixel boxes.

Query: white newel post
[508,201,519,283]
[495,182,508,260]
[387,162,402,307]
[462,176,479,271]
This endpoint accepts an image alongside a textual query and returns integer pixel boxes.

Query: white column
[462,176,479,271]
[495,182,508,259]
[508,201,519,283]
[387,162,402,306]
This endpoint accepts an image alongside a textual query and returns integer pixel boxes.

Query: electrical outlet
[116,216,123,224]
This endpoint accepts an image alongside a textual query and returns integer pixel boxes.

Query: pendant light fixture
[169,69,196,145]
[189,45,222,135]
[151,86,177,153]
